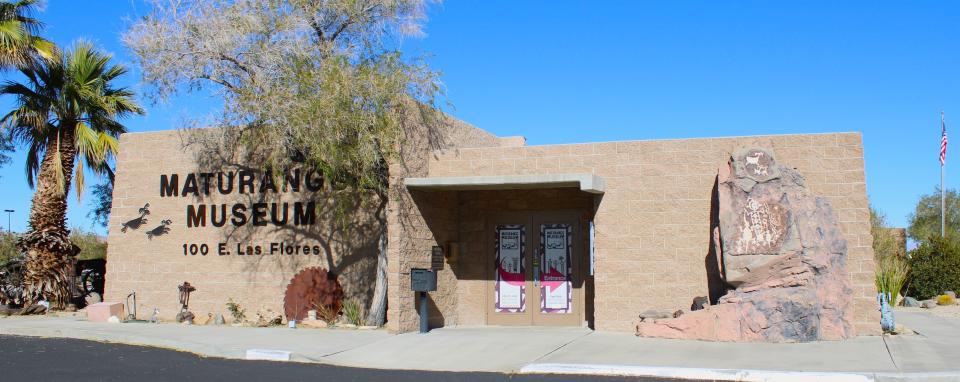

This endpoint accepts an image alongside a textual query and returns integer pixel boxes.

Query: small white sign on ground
[245,349,292,361]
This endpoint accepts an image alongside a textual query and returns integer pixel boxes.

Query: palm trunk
[17,127,79,309]
[364,196,388,326]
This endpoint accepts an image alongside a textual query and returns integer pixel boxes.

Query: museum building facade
[105,120,879,335]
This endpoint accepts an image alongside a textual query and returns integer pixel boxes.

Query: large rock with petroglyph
[635,148,855,342]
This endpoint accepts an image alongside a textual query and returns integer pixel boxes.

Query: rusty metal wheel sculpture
[283,267,344,322]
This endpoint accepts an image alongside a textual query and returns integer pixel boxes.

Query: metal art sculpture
[121,203,150,233]
[175,282,196,323]
[878,293,895,333]
[146,219,172,239]
[283,267,343,322]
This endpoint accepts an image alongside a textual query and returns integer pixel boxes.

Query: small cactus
[937,294,956,306]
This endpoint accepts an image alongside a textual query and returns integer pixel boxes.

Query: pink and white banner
[495,225,525,313]
[540,224,572,314]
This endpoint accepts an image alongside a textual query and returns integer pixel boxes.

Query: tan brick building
[106,120,879,336]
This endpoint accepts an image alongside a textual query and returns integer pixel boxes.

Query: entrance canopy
[404,173,606,194]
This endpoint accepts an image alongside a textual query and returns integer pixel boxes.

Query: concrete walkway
[1,311,959,381]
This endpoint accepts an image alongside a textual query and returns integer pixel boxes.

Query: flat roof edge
[431,131,862,152]
[405,173,605,194]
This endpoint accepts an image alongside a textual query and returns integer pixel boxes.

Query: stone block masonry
[422,133,878,335]
[106,122,877,337]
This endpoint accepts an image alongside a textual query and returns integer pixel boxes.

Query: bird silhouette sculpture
[121,203,151,233]
[146,219,172,239]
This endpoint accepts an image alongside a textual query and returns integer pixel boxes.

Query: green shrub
[226,298,246,323]
[0,232,18,265]
[70,228,106,261]
[906,237,960,300]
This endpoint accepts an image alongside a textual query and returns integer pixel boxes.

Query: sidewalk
[1,310,958,381]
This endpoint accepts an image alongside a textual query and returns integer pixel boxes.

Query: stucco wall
[424,133,879,335]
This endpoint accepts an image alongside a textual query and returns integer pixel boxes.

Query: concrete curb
[6,319,960,381]
[519,364,960,382]
[0,321,364,365]
[0,323,244,359]
[519,363,873,382]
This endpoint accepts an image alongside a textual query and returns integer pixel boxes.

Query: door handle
[533,250,541,288]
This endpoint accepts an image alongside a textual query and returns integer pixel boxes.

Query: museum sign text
[160,169,321,228]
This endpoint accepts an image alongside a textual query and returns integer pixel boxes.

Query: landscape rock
[300,319,328,329]
[921,299,938,309]
[691,296,708,311]
[84,292,102,306]
[902,297,920,308]
[175,311,195,324]
[637,309,683,323]
[635,147,855,342]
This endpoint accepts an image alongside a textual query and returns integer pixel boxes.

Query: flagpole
[942,111,946,238]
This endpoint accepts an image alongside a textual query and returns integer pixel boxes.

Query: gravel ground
[895,304,960,319]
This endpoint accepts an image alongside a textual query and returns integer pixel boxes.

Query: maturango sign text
[160,169,323,228]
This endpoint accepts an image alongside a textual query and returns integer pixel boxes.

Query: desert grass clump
[342,300,364,326]
[875,254,909,307]
[313,302,340,325]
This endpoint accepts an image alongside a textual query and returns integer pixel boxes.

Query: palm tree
[1,41,143,308]
[0,0,55,70]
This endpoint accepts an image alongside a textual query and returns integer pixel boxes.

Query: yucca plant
[875,254,909,307]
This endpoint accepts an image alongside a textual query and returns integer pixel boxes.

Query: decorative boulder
[902,297,920,308]
[636,147,855,342]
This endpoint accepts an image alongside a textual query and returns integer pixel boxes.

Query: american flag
[942,112,948,166]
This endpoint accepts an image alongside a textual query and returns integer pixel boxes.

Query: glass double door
[487,211,582,327]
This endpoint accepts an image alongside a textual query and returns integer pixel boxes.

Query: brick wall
[424,133,879,335]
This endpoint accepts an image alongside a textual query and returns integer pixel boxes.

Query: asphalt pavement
[0,335,679,382]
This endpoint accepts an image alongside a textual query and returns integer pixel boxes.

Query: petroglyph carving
[734,147,779,183]
[733,197,788,254]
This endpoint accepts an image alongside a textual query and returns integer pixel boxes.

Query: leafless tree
[125,0,441,326]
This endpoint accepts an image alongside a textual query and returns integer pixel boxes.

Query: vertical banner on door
[540,224,572,313]
[495,225,525,313]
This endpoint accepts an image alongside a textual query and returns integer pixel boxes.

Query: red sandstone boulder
[635,147,855,342]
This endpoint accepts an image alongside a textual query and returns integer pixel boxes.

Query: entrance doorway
[486,211,584,326]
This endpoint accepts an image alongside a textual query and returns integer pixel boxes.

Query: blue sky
[0,1,958,234]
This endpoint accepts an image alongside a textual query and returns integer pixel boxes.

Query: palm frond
[3,39,142,197]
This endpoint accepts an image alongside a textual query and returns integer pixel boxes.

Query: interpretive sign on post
[410,268,437,292]
[410,268,436,334]
[431,246,445,270]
